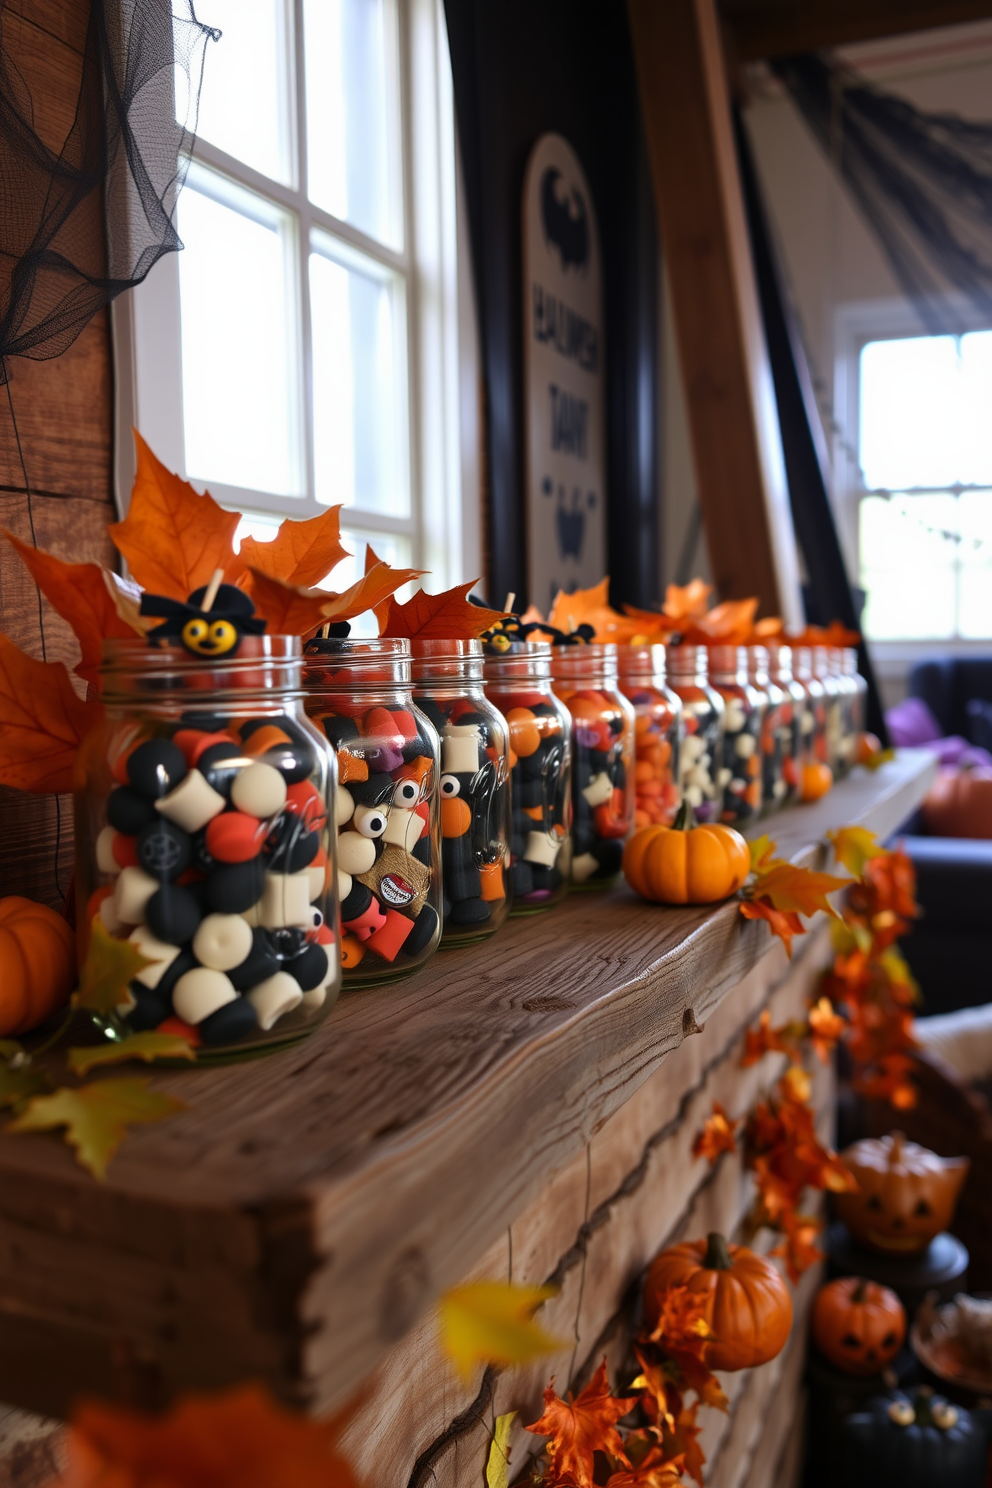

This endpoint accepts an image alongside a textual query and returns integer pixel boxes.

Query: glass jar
[834,648,863,779]
[844,647,869,739]
[748,645,789,817]
[709,644,766,826]
[409,639,512,945]
[74,637,340,1059]
[793,645,827,768]
[767,645,806,805]
[551,644,636,887]
[483,641,572,912]
[618,644,682,830]
[302,637,442,984]
[666,644,725,823]
[817,645,845,776]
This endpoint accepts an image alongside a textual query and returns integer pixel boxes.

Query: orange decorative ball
[811,1276,905,1375]
[800,761,833,801]
[623,803,750,905]
[0,897,76,1037]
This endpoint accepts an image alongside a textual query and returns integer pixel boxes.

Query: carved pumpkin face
[834,1131,969,1254]
[812,1277,906,1375]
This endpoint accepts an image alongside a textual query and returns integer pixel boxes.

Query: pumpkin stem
[889,1131,906,1165]
[914,1386,934,1427]
[851,1279,868,1304]
[703,1232,734,1271]
[673,799,698,833]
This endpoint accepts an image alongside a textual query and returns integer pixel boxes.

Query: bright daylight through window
[858,330,992,642]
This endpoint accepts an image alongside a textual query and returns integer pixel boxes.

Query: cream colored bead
[299,983,327,1013]
[247,971,303,1030]
[337,868,353,902]
[442,725,481,775]
[231,762,287,818]
[193,913,253,972]
[173,967,236,1024]
[114,866,159,925]
[337,831,377,876]
[724,700,746,733]
[523,830,561,868]
[96,825,119,875]
[734,733,756,759]
[128,924,181,989]
[571,852,598,883]
[240,900,263,927]
[581,771,613,807]
[98,892,129,938]
[154,768,226,832]
[259,871,313,929]
[334,785,355,827]
[382,806,425,851]
[307,861,327,901]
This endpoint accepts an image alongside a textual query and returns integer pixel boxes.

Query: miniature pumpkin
[622,802,750,904]
[643,1231,792,1371]
[856,732,883,767]
[800,760,833,801]
[844,1387,986,1488]
[0,896,76,1037]
[833,1131,968,1255]
[922,766,992,840]
[811,1276,906,1375]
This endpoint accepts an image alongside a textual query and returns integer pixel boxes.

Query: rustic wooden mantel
[0,751,935,1422]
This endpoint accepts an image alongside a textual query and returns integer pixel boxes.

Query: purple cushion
[886,695,943,746]
[931,737,992,769]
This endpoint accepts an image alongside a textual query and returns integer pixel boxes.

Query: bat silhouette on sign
[540,167,589,271]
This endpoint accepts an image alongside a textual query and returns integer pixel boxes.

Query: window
[113,0,466,593]
[855,330,992,641]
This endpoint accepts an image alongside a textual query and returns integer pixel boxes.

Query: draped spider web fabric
[0,0,217,381]
[772,51,992,337]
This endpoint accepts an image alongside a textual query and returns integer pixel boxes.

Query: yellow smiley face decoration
[139,582,268,657]
[180,616,240,656]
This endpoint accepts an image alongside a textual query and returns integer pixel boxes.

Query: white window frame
[833,294,992,668]
[111,0,468,590]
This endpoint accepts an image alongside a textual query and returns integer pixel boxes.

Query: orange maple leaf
[377,579,505,640]
[692,598,759,645]
[741,1010,794,1066]
[4,533,144,684]
[237,507,350,588]
[546,579,645,642]
[807,997,845,1063]
[526,1361,638,1488]
[863,849,919,923]
[646,1286,716,1360]
[739,897,806,956]
[244,562,423,639]
[662,580,712,625]
[853,1052,918,1110]
[0,635,100,793]
[605,1443,687,1488]
[110,434,242,599]
[771,1213,824,1283]
[660,1401,706,1487]
[747,861,848,919]
[51,1383,359,1487]
[692,1103,739,1165]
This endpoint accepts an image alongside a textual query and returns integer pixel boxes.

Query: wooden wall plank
[724,0,992,62]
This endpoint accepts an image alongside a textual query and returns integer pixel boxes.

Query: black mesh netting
[0,0,217,381]
[772,52,992,337]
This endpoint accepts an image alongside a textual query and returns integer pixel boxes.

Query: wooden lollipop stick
[201,568,224,613]
[504,591,516,613]
[320,622,331,639]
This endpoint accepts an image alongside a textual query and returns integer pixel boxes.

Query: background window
[858,330,992,641]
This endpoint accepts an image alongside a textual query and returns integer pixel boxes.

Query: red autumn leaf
[109,432,242,599]
[661,1401,706,1487]
[0,634,100,793]
[853,1052,918,1110]
[771,1213,824,1283]
[807,997,845,1063]
[692,1102,739,1165]
[646,1286,716,1359]
[526,1360,638,1488]
[238,506,350,588]
[739,896,806,956]
[605,1443,687,1487]
[377,579,505,641]
[4,531,144,683]
[51,1382,359,1488]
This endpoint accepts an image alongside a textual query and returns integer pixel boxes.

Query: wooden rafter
[722,0,992,61]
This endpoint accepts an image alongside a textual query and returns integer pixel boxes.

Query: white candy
[155,768,226,832]
[684,784,703,808]
[240,900,263,927]
[247,971,303,1030]
[128,924,181,989]
[716,767,732,788]
[259,870,312,929]
[307,862,326,901]
[442,724,481,775]
[193,913,253,972]
[382,806,425,851]
[173,967,236,1024]
[231,761,287,819]
[114,866,159,925]
[581,771,613,807]
[337,868,353,902]
[682,734,706,763]
[300,983,327,1013]
[98,892,129,938]
[335,785,355,827]
[337,831,377,876]
[96,825,118,875]
[571,852,598,883]
[734,733,756,759]
[523,829,561,868]
[724,700,746,733]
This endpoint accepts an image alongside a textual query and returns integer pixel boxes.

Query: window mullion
[294,0,317,514]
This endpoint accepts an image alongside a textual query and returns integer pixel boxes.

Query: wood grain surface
[0,754,933,1421]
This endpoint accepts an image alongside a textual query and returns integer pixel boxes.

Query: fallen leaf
[0,634,100,793]
[378,580,505,641]
[739,897,805,956]
[692,1103,739,1165]
[238,506,350,588]
[826,826,883,880]
[4,533,144,683]
[7,1076,185,1179]
[109,432,242,598]
[74,920,156,1015]
[439,1280,562,1380]
[747,834,784,875]
[747,862,848,919]
[67,1032,197,1076]
[485,1411,517,1488]
[0,1062,52,1111]
[741,1009,795,1065]
[526,1361,638,1488]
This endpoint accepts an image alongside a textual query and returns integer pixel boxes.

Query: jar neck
[100,636,304,710]
[747,644,769,688]
[842,647,859,676]
[619,643,667,686]
[708,644,748,685]
[483,639,554,686]
[303,636,412,692]
[410,638,484,687]
[793,645,813,682]
[666,642,709,685]
[767,644,794,683]
[551,641,618,689]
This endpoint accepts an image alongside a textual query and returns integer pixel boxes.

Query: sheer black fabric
[0,0,216,380]
[773,52,992,337]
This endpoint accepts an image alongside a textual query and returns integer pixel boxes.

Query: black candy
[156,948,197,1000]
[199,996,259,1047]
[413,697,446,732]
[228,927,281,991]
[146,885,202,945]
[193,833,217,873]
[206,856,265,914]
[125,983,173,1031]
[516,776,544,809]
[107,786,156,835]
[321,716,361,750]
[412,836,433,867]
[269,740,315,785]
[449,897,490,926]
[591,840,623,877]
[127,738,188,800]
[197,741,245,796]
[444,859,480,903]
[530,865,561,891]
[136,819,192,880]
[511,861,535,896]
[341,881,373,920]
[179,710,227,732]
[402,734,433,765]
[403,903,438,956]
[266,819,319,872]
[287,941,328,991]
[271,926,307,961]
[349,772,394,806]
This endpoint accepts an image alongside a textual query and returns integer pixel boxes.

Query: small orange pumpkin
[811,1276,906,1375]
[623,802,750,904]
[0,896,77,1037]
[922,766,992,840]
[643,1231,793,1371]
[833,1131,968,1254]
[800,761,833,801]
[856,732,883,767]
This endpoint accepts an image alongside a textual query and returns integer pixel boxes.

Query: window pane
[178,173,300,497]
[304,0,402,247]
[859,494,958,640]
[958,490,992,638]
[331,530,415,635]
[859,336,962,490]
[194,0,291,183]
[310,242,408,515]
[959,332,992,487]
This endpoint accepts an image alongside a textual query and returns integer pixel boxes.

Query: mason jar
[749,645,789,817]
[794,645,828,768]
[483,640,572,912]
[816,645,845,776]
[767,644,806,805]
[618,644,682,829]
[302,637,442,984]
[410,639,512,945]
[666,643,725,823]
[709,644,766,825]
[844,647,869,739]
[74,637,340,1059]
[834,648,863,779]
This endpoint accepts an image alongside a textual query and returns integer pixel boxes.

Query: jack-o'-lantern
[833,1132,968,1255]
[811,1277,906,1375]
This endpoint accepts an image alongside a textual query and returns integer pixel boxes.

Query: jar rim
[619,642,667,675]
[100,635,304,701]
[303,636,411,662]
[409,638,483,659]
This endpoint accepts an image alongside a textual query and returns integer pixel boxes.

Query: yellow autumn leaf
[6,1077,185,1179]
[748,834,784,874]
[486,1411,517,1488]
[74,920,156,1015]
[826,826,884,880]
[748,862,849,919]
[438,1281,563,1381]
[67,1031,197,1077]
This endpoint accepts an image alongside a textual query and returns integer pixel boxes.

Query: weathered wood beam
[723,0,992,62]
[628,0,803,622]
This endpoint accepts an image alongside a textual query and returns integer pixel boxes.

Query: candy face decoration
[834,1131,969,1254]
[181,616,240,656]
[140,583,266,658]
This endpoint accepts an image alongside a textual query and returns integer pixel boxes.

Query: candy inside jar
[708,644,766,826]
[766,644,806,806]
[303,638,443,983]
[77,634,340,1057]
[666,643,725,823]
[618,644,682,829]
[748,644,791,817]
